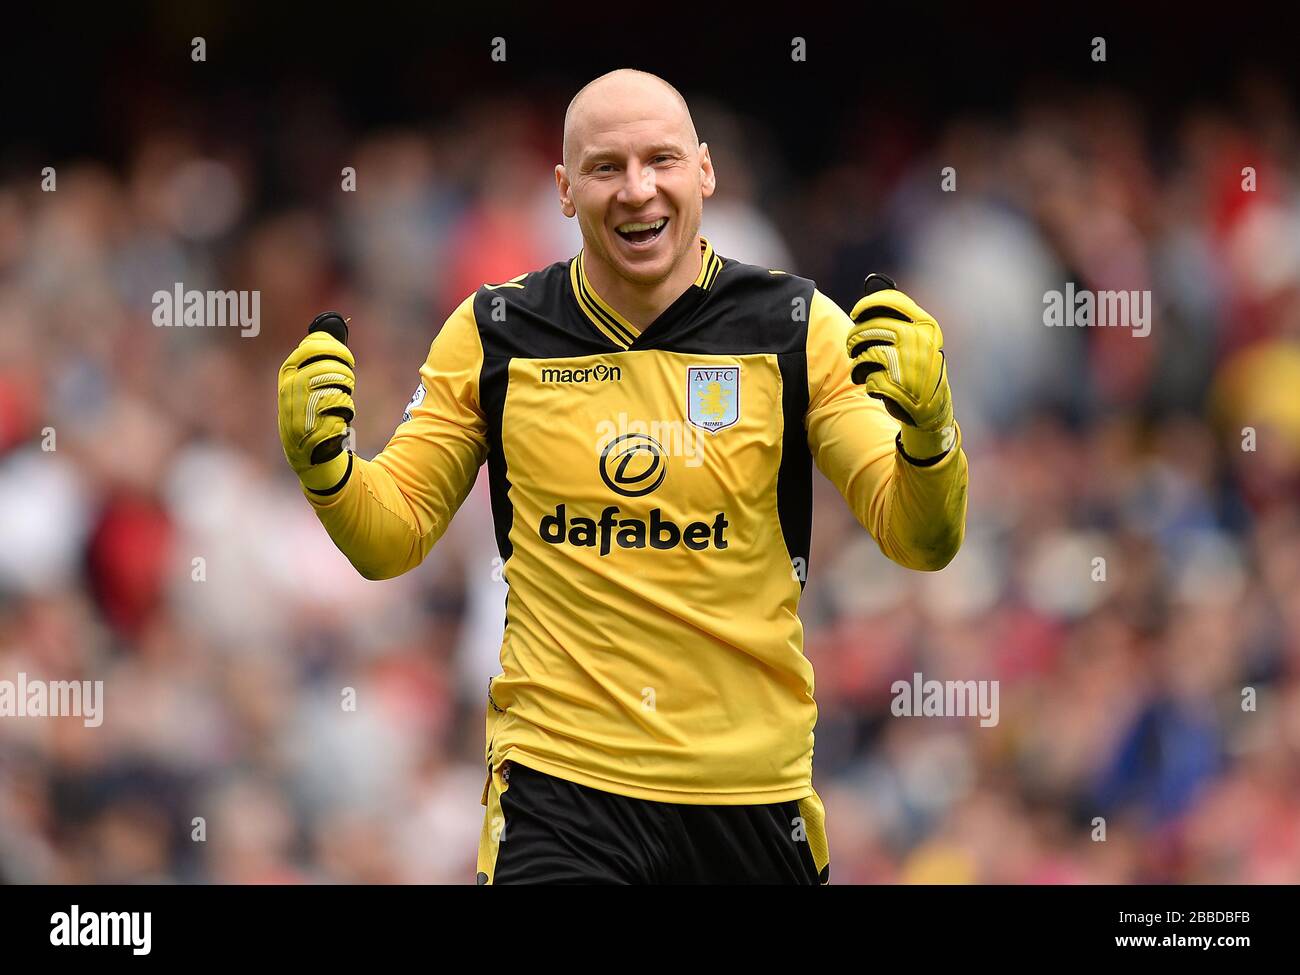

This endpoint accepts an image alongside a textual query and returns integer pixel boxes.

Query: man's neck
[582,237,704,332]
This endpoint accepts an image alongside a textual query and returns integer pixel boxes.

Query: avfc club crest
[686,366,740,434]
[402,383,427,423]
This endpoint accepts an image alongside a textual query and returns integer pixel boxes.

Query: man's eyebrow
[579,142,689,166]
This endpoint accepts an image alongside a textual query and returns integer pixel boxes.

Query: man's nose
[617,162,656,207]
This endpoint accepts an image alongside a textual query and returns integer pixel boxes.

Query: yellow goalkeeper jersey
[304,237,968,804]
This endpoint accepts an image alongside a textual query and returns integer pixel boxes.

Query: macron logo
[50,906,151,956]
[540,364,622,384]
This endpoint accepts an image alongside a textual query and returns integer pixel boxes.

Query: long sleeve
[805,288,968,571]
[303,293,489,580]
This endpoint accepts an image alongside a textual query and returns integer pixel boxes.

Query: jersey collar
[570,236,722,350]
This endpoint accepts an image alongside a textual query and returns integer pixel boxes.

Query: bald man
[278,69,969,884]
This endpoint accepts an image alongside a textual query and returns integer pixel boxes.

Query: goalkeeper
[278,69,968,884]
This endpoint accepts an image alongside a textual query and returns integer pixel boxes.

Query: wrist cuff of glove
[898,425,955,466]
[303,451,353,495]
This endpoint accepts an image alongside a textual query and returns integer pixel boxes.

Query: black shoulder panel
[473,261,614,362]
[634,258,817,357]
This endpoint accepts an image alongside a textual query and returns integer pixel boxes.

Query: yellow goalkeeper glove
[277,314,355,493]
[846,274,956,462]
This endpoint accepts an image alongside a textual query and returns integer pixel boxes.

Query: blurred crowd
[1,72,1298,884]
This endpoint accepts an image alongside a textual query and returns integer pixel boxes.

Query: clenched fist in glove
[847,274,956,462]
[277,313,355,493]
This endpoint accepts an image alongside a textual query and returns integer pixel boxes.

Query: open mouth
[615,217,668,248]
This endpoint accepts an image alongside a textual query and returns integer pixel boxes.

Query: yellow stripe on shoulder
[484,273,529,290]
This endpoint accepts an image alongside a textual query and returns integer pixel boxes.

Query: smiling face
[556,71,715,288]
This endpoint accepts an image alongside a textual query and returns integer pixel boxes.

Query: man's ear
[699,142,716,199]
[556,164,576,217]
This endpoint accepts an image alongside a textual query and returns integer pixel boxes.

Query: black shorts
[476,759,830,885]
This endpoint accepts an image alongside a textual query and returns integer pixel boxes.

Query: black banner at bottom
[0,884,1286,961]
